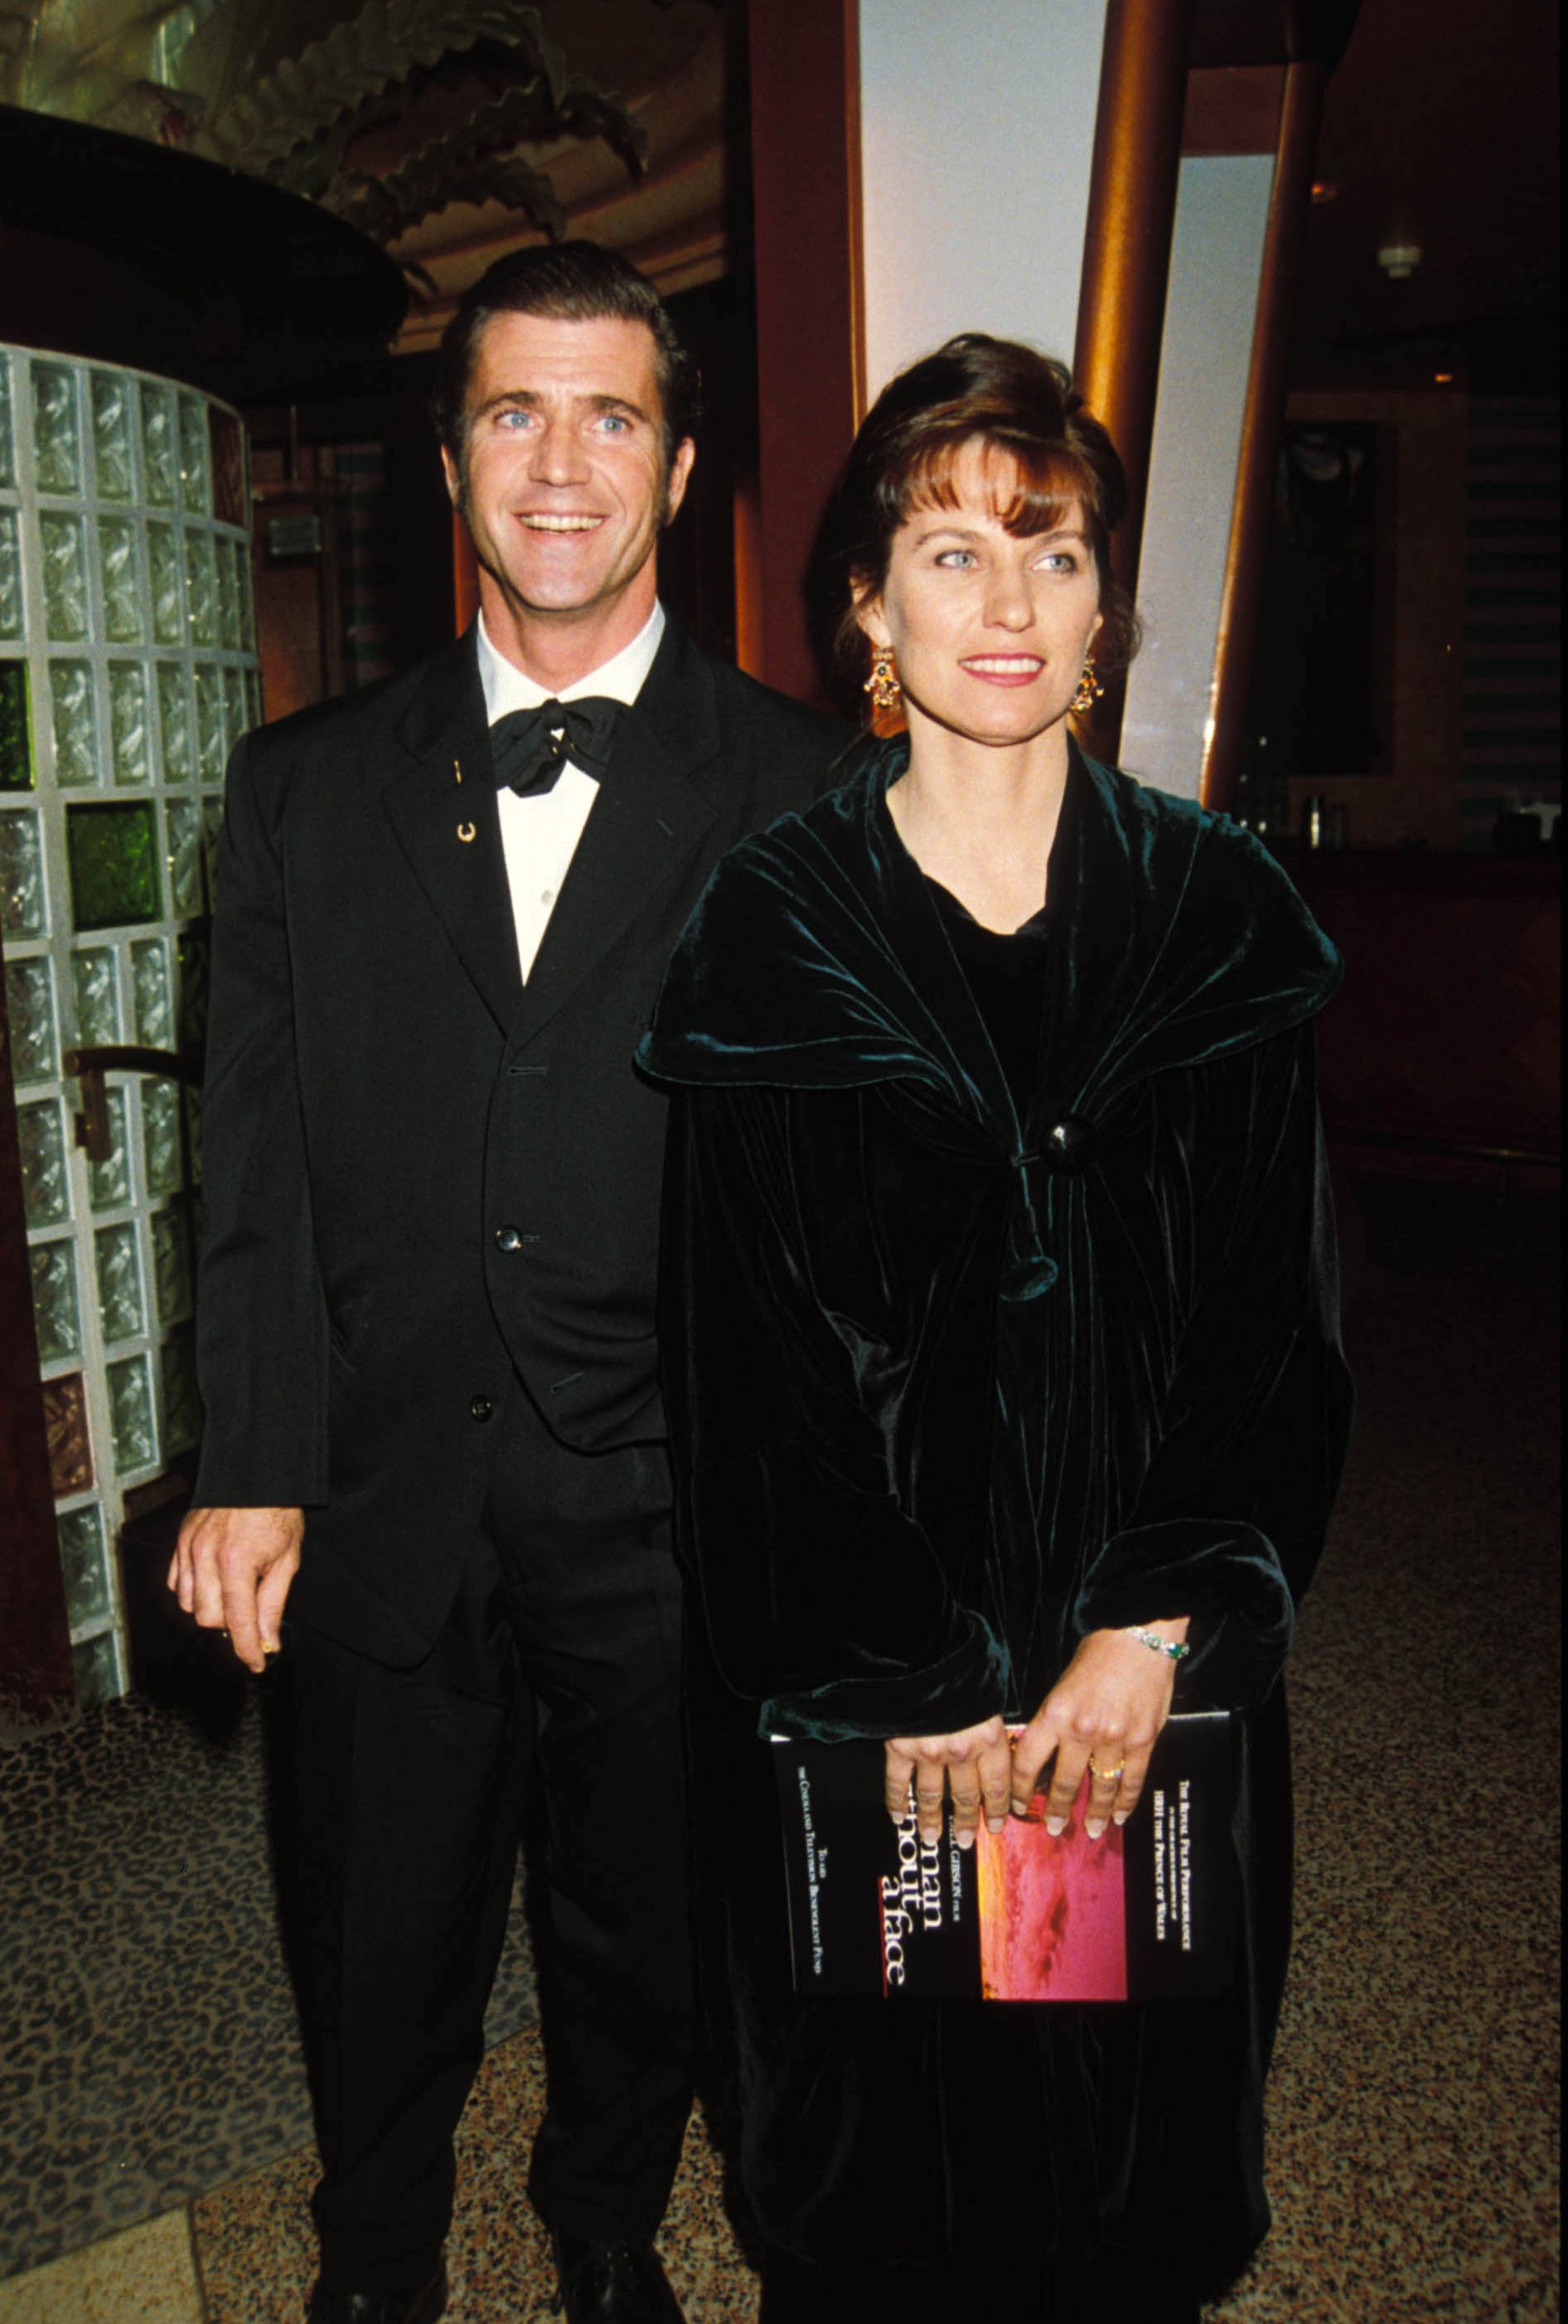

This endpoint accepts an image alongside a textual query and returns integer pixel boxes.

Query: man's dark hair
[435,240,699,472]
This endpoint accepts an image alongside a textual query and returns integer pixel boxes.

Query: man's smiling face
[443,308,694,669]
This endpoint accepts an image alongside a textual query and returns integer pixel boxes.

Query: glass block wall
[0,346,258,1709]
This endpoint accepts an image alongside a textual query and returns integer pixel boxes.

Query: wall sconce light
[1377,243,1422,278]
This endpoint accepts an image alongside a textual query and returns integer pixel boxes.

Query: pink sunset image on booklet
[771,1712,1232,2001]
[975,1776,1129,2001]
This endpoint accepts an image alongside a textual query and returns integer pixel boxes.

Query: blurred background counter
[1291,846,1560,1186]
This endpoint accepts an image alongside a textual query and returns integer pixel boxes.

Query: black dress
[641,737,1352,2304]
[923,873,1053,1111]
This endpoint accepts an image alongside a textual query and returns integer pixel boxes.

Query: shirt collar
[475,602,665,726]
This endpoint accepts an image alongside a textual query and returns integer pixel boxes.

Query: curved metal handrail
[62,1044,203,1162]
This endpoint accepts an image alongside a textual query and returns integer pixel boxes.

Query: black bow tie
[490,697,624,796]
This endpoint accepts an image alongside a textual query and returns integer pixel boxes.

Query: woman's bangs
[899,434,1092,539]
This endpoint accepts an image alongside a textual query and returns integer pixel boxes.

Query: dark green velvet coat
[641,737,1352,2288]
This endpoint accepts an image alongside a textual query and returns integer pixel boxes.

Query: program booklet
[772,1711,1233,2001]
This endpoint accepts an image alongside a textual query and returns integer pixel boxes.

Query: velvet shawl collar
[641,733,1342,1163]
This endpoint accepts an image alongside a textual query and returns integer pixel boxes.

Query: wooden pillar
[1072,0,1199,765]
[0,953,75,1732]
[746,0,864,706]
[452,511,480,636]
[1198,60,1329,812]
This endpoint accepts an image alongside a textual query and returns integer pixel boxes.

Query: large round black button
[470,1393,495,1423]
[1043,1115,1099,1173]
[494,1224,524,1253]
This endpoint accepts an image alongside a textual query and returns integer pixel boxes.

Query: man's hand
[167,1506,303,1674]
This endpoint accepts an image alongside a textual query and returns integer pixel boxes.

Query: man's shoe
[305,2259,448,2323]
[550,2234,685,2324]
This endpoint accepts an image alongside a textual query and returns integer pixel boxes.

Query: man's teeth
[522,514,601,531]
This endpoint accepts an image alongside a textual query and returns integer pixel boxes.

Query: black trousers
[287,1410,694,2294]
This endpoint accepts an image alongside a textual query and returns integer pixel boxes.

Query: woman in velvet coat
[641,338,1352,2324]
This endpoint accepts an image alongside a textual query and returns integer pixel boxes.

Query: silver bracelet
[1125,1624,1190,1663]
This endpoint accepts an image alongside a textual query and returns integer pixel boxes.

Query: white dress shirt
[477,603,665,980]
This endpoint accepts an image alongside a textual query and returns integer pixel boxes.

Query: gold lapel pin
[453,758,476,840]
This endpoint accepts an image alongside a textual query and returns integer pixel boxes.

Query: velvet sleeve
[1073,1025,1353,1705]
[661,1084,1011,1742]
[192,734,330,1509]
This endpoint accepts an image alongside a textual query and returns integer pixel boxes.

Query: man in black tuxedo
[170,243,844,2324]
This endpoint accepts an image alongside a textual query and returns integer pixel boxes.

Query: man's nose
[529,415,589,485]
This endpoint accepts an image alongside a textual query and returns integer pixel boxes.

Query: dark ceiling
[1290,0,1560,387]
[0,102,407,401]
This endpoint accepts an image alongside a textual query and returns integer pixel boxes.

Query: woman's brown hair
[810,333,1139,718]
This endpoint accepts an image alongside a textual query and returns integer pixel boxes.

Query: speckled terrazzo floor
[1208,1172,1561,2324]
[0,1172,1558,2322]
[0,1689,537,2278]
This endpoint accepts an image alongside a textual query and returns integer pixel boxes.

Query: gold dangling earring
[864,645,902,714]
[1072,657,1104,717]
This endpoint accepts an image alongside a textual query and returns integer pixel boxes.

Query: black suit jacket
[192,618,846,1661]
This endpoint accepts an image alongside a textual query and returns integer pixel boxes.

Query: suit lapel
[514,622,721,1044]
[382,637,524,1033]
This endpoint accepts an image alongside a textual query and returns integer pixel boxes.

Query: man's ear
[440,443,462,511]
[663,437,697,527]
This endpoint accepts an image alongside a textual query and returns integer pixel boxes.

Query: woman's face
[857,443,1103,753]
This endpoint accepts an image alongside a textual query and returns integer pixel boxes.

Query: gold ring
[1089,1760,1125,1784]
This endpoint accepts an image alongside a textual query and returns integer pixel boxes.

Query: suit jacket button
[494,1224,524,1252]
[470,1394,495,1423]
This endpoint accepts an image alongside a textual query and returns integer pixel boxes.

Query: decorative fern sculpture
[192,0,566,175]
[2,0,665,262]
[327,148,565,242]
[316,70,650,242]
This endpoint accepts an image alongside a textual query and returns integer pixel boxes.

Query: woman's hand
[1010,1620,1188,1838]
[884,1716,1013,1851]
